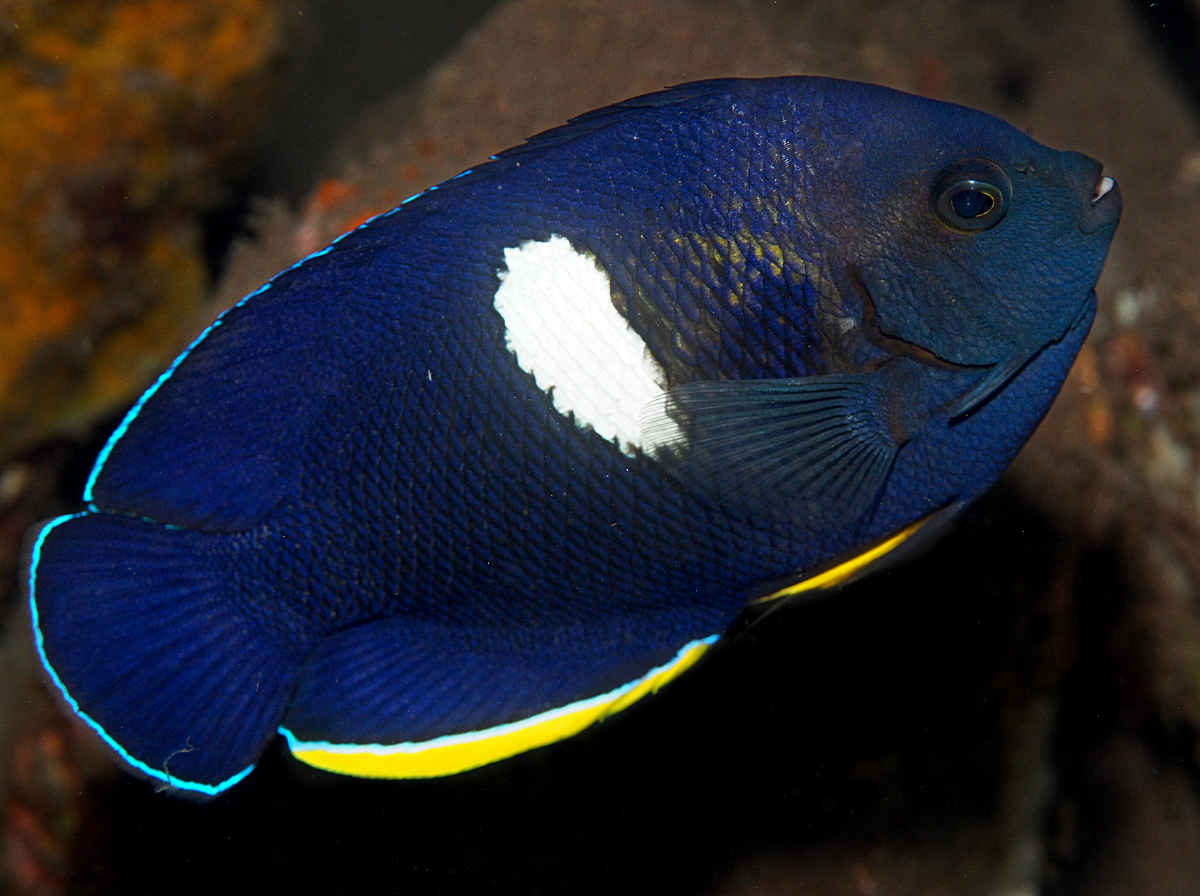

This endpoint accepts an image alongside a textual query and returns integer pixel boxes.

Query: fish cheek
[857,247,1014,368]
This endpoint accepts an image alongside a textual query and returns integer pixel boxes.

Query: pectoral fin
[644,370,913,526]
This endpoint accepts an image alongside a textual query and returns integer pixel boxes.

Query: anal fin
[279,616,718,780]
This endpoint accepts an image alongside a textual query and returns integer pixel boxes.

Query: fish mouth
[1092,176,1115,202]
[1080,172,1121,234]
[1064,152,1122,234]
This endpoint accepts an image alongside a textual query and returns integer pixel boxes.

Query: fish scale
[25,77,1119,794]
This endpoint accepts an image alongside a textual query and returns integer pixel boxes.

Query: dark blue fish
[25,77,1120,796]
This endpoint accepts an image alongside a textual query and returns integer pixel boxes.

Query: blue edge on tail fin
[28,515,252,796]
[25,211,410,797]
[23,199,423,798]
[28,511,722,795]
[27,156,751,795]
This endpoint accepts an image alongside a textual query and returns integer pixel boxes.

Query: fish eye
[932,160,1011,232]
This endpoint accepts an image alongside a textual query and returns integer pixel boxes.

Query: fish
[24,77,1121,797]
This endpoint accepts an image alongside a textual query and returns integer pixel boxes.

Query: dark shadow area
[253,0,503,203]
[1049,547,1200,895]
[196,0,503,281]
[1127,0,1200,129]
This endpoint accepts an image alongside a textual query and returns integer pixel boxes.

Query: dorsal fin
[490,79,743,164]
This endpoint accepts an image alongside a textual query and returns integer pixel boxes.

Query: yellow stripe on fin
[280,635,718,780]
[754,513,933,604]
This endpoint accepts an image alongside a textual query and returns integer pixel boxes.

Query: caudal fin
[26,512,301,796]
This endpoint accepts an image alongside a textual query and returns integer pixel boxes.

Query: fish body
[26,77,1120,796]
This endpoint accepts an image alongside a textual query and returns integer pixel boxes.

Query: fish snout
[1062,151,1122,234]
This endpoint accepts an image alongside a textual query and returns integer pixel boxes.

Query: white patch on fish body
[494,235,677,456]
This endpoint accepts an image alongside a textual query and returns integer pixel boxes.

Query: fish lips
[1063,151,1122,235]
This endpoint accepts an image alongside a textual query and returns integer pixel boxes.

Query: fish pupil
[952,189,993,219]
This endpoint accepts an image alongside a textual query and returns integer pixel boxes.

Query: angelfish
[25,77,1120,796]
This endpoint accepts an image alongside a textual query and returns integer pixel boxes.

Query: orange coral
[0,0,285,458]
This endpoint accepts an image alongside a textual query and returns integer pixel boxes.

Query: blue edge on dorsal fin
[84,76,749,524]
[76,82,717,527]
[77,203,405,533]
[82,233,353,509]
[81,77,746,528]
[28,80,755,794]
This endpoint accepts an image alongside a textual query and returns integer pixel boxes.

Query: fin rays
[281,635,717,780]
[645,372,904,525]
[28,512,302,796]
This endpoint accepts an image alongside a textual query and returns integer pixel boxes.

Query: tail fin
[26,512,301,797]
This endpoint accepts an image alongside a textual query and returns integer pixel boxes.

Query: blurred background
[0,0,1198,893]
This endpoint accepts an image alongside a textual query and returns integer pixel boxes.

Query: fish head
[813,87,1121,413]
